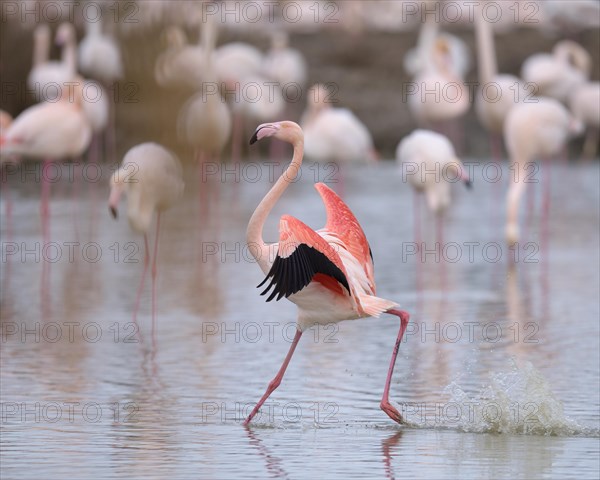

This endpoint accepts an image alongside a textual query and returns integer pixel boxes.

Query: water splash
[402,360,599,437]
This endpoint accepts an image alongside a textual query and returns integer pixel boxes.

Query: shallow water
[1,160,599,479]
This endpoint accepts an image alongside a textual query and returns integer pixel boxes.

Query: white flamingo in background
[177,17,231,211]
[78,15,123,161]
[108,143,184,331]
[300,84,376,194]
[521,40,591,105]
[262,31,307,110]
[1,76,91,301]
[80,79,109,163]
[178,18,231,165]
[396,129,471,248]
[404,31,471,81]
[28,23,77,101]
[77,16,123,86]
[243,120,410,426]
[474,1,528,161]
[408,33,470,147]
[504,98,583,246]
[154,26,205,89]
[569,82,600,159]
[214,40,264,162]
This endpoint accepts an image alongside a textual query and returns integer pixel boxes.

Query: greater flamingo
[504,98,582,246]
[77,15,123,162]
[77,16,123,87]
[262,30,307,115]
[301,84,376,165]
[473,1,528,160]
[214,41,264,162]
[243,121,410,426]
[27,23,77,101]
[177,17,231,211]
[409,36,470,146]
[154,26,205,89]
[1,78,92,245]
[263,30,307,88]
[108,143,184,331]
[396,129,471,249]
[521,40,591,105]
[177,17,231,165]
[569,82,600,159]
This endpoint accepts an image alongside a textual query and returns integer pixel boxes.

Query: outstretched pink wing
[257,214,351,302]
[314,183,375,286]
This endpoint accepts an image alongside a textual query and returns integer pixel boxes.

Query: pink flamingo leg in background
[151,213,161,337]
[413,191,421,251]
[436,212,444,257]
[541,159,551,262]
[490,133,503,223]
[523,177,535,243]
[133,234,150,329]
[380,309,410,423]
[244,329,303,426]
[41,159,51,247]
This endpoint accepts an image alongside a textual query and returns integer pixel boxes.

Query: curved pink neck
[246,138,304,273]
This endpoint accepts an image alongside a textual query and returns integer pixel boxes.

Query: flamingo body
[109,143,184,233]
[570,82,600,130]
[301,85,375,164]
[244,120,410,426]
[504,98,581,244]
[521,41,591,104]
[78,20,123,85]
[1,100,91,160]
[396,129,469,213]
[262,32,307,87]
[27,23,76,100]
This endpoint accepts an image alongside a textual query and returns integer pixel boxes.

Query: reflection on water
[1,161,599,479]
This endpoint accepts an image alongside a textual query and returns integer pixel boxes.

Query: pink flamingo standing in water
[243,121,410,426]
[108,143,184,335]
[396,129,471,251]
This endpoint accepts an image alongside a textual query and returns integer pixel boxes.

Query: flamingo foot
[380,400,404,424]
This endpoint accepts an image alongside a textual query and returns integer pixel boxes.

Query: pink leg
[380,309,411,424]
[71,159,81,243]
[41,159,51,247]
[541,159,551,263]
[244,329,303,426]
[490,133,503,224]
[413,191,421,251]
[196,150,209,219]
[88,137,100,240]
[133,234,150,328]
[106,84,117,163]
[151,213,161,339]
[436,212,443,257]
[523,178,535,242]
[1,173,13,290]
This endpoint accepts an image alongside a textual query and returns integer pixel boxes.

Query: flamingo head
[163,26,186,48]
[55,22,74,46]
[108,170,127,219]
[249,121,303,146]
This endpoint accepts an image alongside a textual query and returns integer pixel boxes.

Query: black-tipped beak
[464,179,472,190]
[249,128,262,145]
[110,206,118,219]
